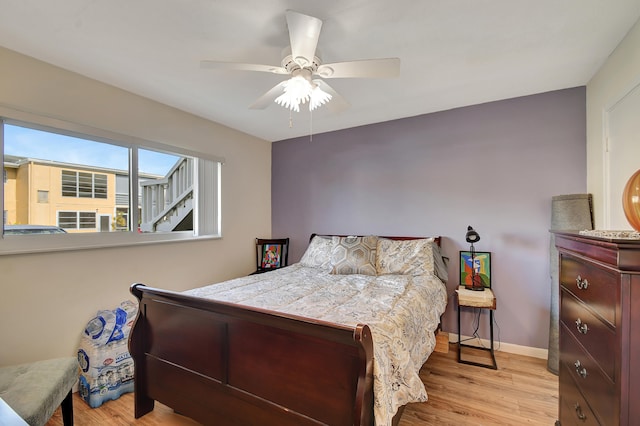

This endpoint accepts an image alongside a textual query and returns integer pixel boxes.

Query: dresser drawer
[560,322,615,425]
[559,361,600,426]
[560,288,616,381]
[560,254,618,326]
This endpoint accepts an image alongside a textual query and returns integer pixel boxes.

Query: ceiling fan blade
[249,81,287,109]
[286,10,322,68]
[200,60,288,75]
[314,80,350,113]
[316,58,400,79]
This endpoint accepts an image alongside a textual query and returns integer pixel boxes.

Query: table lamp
[465,226,484,291]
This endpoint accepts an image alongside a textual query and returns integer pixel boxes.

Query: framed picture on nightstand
[459,251,491,288]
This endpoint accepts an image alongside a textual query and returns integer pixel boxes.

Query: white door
[99,215,110,232]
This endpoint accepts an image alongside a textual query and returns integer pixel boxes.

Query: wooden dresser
[554,232,640,425]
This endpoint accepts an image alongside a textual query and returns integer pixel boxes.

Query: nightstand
[456,285,497,369]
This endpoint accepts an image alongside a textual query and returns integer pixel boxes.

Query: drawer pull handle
[574,360,588,378]
[576,275,589,290]
[575,318,589,334]
[574,403,587,421]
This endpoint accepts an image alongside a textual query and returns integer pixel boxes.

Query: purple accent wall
[272,87,586,350]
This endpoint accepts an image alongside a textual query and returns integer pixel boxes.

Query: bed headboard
[310,233,441,246]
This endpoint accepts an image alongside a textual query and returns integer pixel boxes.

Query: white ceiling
[1,1,639,142]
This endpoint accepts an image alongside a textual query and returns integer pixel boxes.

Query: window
[58,211,96,230]
[1,111,223,254]
[114,207,129,231]
[61,170,108,199]
[37,190,49,203]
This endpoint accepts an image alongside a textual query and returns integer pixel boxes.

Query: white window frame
[0,106,223,255]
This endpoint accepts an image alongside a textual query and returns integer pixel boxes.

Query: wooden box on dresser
[554,231,640,425]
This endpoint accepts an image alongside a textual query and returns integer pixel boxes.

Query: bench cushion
[0,357,78,426]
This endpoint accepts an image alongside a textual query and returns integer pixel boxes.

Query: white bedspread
[184,263,447,426]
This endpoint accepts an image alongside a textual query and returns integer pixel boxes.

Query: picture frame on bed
[459,251,491,288]
[261,243,282,269]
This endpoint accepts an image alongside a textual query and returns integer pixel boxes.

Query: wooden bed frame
[128,235,440,425]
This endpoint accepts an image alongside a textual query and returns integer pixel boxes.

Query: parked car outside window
[4,225,67,235]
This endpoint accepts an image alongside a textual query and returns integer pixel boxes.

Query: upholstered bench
[0,357,78,426]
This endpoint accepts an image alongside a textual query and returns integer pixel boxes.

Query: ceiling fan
[200,10,400,113]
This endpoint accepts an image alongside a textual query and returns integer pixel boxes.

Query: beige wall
[587,19,640,228]
[0,46,272,365]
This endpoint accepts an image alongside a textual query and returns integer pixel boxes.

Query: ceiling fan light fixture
[274,73,331,112]
[274,75,310,112]
[309,84,332,110]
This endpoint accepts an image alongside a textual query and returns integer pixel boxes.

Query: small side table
[456,285,497,369]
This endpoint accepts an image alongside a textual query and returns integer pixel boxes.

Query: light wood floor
[46,344,558,425]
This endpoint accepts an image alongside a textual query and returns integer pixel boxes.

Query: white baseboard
[448,333,549,360]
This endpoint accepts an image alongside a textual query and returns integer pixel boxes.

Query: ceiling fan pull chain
[289,110,293,128]
[309,109,313,142]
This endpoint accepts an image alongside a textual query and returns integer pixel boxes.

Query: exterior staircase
[139,157,194,232]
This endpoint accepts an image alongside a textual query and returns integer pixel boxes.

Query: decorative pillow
[376,238,435,276]
[330,235,378,276]
[299,235,333,269]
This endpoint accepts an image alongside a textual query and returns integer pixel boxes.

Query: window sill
[0,231,221,256]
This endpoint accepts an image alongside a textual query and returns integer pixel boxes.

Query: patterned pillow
[376,238,435,276]
[299,235,333,269]
[330,235,378,276]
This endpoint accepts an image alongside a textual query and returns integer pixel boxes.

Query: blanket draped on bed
[185,264,447,426]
